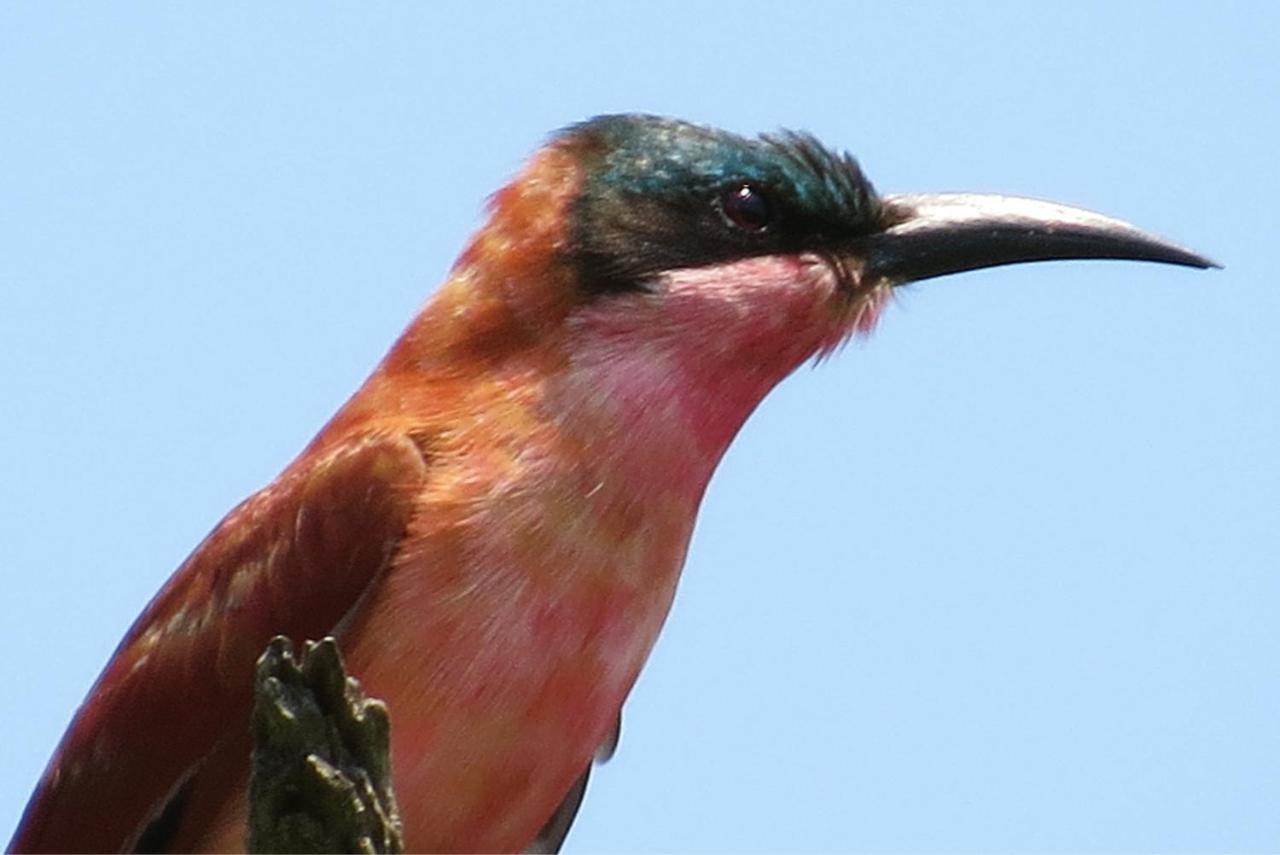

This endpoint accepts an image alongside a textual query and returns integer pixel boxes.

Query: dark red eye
[719,184,772,233]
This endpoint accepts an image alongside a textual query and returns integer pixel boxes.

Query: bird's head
[379,115,1213,489]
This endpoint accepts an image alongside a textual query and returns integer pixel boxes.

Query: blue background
[2,4,1275,851]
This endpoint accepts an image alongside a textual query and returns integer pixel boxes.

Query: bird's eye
[718,184,772,233]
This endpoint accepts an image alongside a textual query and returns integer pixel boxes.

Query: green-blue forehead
[576,115,863,212]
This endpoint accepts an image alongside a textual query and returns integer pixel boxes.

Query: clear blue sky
[2,3,1275,851]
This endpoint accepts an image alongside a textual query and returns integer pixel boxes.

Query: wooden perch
[248,636,404,854]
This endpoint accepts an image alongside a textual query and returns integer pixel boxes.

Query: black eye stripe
[718,184,772,233]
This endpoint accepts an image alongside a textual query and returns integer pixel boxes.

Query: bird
[8,114,1215,854]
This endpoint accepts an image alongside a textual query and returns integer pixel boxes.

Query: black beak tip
[1141,244,1221,272]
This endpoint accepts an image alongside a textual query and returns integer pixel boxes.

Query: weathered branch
[248,636,403,854]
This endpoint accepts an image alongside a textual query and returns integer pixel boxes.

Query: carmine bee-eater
[10,114,1214,854]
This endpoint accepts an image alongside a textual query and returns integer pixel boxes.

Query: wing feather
[9,432,428,854]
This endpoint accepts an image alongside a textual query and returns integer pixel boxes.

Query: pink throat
[552,253,882,501]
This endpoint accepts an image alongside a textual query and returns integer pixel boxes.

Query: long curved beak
[863,193,1219,285]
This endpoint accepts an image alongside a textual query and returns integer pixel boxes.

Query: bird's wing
[9,432,429,854]
[526,711,622,854]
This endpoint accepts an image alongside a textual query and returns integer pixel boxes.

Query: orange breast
[177,415,698,853]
